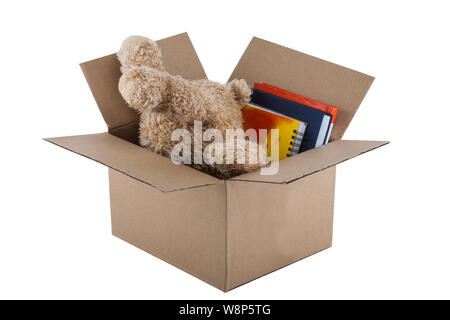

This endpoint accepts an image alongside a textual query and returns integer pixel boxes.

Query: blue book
[251,89,332,153]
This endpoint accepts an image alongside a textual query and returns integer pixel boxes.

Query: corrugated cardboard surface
[229,37,375,141]
[109,169,227,290]
[225,167,336,291]
[45,133,221,192]
[108,166,335,292]
[108,121,140,145]
[231,140,389,184]
[80,32,207,130]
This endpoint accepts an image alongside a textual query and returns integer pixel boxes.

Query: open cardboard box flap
[229,37,375,141]
[231,139,389,184]
[44,133,221,192]
[45,132,388,189]
[45,32,388,191]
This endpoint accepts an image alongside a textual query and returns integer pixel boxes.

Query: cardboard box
[45,32,388,291]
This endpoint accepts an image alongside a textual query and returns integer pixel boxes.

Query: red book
[253,82,338,125]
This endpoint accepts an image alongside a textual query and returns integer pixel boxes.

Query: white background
[1,0,449,299]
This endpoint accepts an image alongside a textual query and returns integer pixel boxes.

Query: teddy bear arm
[227,79,252,108]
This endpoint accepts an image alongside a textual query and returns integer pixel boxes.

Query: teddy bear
[117,36,267,178]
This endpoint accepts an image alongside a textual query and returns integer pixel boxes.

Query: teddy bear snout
[119,68,164,111]
[119,71,141,106]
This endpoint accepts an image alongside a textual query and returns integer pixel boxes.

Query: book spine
[288,123,306,157]
[255,82,338,123]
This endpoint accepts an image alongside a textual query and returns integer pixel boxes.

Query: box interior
[45,32,388,191]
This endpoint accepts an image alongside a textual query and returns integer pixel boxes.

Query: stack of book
[242,82,338,160]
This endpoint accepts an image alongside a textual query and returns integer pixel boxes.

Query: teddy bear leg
[117,36,165,73]
[241,139,268,170]
[204,139,268,177]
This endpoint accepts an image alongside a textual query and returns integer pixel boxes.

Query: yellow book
[242,103,307,160]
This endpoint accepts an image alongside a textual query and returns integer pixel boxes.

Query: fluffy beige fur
[117,36,267,178]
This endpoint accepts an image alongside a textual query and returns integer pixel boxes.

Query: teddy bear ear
[117,36,166,73]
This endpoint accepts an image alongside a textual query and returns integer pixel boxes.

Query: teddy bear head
[117,36,165,73]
